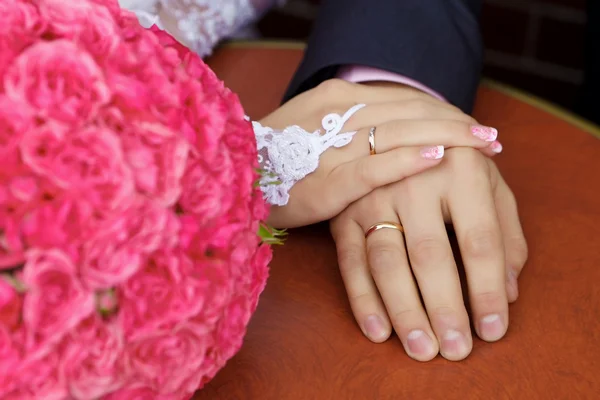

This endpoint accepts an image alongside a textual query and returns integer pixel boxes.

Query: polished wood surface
[196,45,600,399]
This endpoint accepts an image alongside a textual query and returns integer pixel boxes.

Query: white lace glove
[253,104,366,206]
[119,0,283,57]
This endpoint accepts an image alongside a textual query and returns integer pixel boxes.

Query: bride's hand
[261,80,502,228]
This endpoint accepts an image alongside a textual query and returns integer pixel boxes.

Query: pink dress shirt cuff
[337,65,447,102]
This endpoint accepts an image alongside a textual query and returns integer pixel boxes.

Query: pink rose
[26,126,135,212]
[0,96,32,157]
[21,249,95,352]
[125,323,211,396]
[222,115,258,168]
[37,0,120,57]
[211,296,254,369]
[248,244,271,312]
[80,200,177,289]
[3,40,111,125]
[61,316,125,400]
[0,278,22,331]
[18,122,68,177]
[119,252,206,338]
[0,0,45,77]
[105,39,180,125]
[150,25,189,60]
[10,351,68,400]
[188,259,235,329]
[178,156,235,221]
[0,325,22,397]
[251,185,270,222]
[229,231,261,276]
[21,200,95,260]
[178,79,228,160]
[120,124,188,206]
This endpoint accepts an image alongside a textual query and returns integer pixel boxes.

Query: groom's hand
[316,80,527,362]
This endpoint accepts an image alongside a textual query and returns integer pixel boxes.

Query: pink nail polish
[420,145,444,160]
[471,125,498,142]
[490,141,503,154]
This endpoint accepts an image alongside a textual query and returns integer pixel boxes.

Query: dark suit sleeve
[283,0,484,113]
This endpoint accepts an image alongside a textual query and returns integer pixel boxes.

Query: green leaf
[258,223,288,245]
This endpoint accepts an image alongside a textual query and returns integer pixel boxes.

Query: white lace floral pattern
[253,104,366,206]
[119,0,258,57]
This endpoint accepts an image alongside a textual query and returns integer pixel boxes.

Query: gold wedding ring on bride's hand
[368,127,377,155]
[365,221,404,238]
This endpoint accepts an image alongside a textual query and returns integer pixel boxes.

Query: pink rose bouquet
[0,0,274,398]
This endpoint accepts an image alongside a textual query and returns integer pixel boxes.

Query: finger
[348,120,499,157]
[362,215,439,361]
[330,217,392,343]
[343,99,475,133]
[323,145,445,215]
[494,174,528,303]
[399,197,473,361]
[447,158,509,343]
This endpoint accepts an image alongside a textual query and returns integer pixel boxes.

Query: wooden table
[195,43,600,400]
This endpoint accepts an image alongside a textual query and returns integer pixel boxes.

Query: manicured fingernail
[364,315,388,341]
[471,125,498,142]
[441,329,469,359]
[490,140,503,153]
[420,145,444,160]
[479,314,506,341]
[406,330,435,356]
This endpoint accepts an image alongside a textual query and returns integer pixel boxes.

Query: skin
[263,79,528,361]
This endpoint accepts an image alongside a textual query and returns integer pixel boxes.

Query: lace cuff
[252,104,366,206]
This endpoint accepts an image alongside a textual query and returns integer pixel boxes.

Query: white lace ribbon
[253,104,366,206]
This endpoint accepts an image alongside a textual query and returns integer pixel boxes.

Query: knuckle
[347,290,377,304]
[429,305,460,321]
[314,79,353,100]
[461,227,501,258]
[390,308,422,326]
[445,120,471,136]
[472,290,506,311]
[507,236,529,267]
[408,236,452,267]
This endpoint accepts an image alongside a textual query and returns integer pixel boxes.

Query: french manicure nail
[471,125,498,142]
[441,329,469,359]
[490,141,503,154]
[406,330,435,356]
[420,145,444,160]
[364,315,388,342]
[480,314,506,341]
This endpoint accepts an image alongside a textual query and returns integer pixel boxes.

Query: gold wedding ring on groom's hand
[365,221,404,238]
[368,127,377,155]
